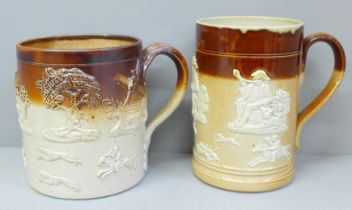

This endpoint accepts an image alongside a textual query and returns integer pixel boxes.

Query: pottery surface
[16,35,188,199]
[192,16,346,192]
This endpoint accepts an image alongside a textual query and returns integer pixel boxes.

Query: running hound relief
[191,56,209,133]
[39,170,80,192]
[37,147,81,166]
[229,69,290,135]
[214,133,241,148]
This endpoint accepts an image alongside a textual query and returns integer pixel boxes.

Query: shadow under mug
[191,16,346,192]
[15,35,188,199]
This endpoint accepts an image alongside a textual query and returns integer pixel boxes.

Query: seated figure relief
[228,69,291,135]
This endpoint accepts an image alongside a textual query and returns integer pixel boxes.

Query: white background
[0,0,351,154]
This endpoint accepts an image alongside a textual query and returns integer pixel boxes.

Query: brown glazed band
[197,48,302,57]
[16,35,145,106]
[196,17,305,79]
[17,35,142,64]
[196,24,304,54]
[16,34,189,118]
[196,50,301,79]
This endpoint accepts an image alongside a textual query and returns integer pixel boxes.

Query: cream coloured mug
[192,16,346,192]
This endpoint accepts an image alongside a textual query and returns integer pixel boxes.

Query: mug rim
[16,34,142,52]
[196,16,304,33]
[16,34,142,64]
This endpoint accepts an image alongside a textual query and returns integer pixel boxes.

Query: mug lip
[16,34,142,53]
[196,16,304,33]
[17,34,142,64]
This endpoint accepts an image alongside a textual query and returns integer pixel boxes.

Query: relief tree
[37,67,102,143]
[15,72,33,135]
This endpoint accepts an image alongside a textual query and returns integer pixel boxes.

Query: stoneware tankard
[192,16,346,192]
[15,35,188,199]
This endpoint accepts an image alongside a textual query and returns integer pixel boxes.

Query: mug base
[27,172,145,200]
[192,158,294,192]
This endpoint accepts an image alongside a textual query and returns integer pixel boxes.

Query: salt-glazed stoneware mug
[15,35,188,199]
[192,16,346,192]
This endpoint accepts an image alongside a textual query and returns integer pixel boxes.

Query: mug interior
[18,35,138,51]
[197,16,303,33]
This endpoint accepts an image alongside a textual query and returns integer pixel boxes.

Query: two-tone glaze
[16,35,188,199]
[192,16,346,192]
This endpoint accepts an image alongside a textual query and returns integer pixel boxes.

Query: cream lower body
[192,73,298,192]
[20,103,148,199]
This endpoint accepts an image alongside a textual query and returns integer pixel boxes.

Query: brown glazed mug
[191,16,346,192]
[16,35,188,199]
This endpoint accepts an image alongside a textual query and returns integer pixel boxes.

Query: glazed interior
[18,35,138,51]
[17,35,142,64]
[197,16,303,32]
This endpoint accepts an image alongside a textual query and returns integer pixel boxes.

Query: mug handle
[141,42,189,149]
[296,33,346,148]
